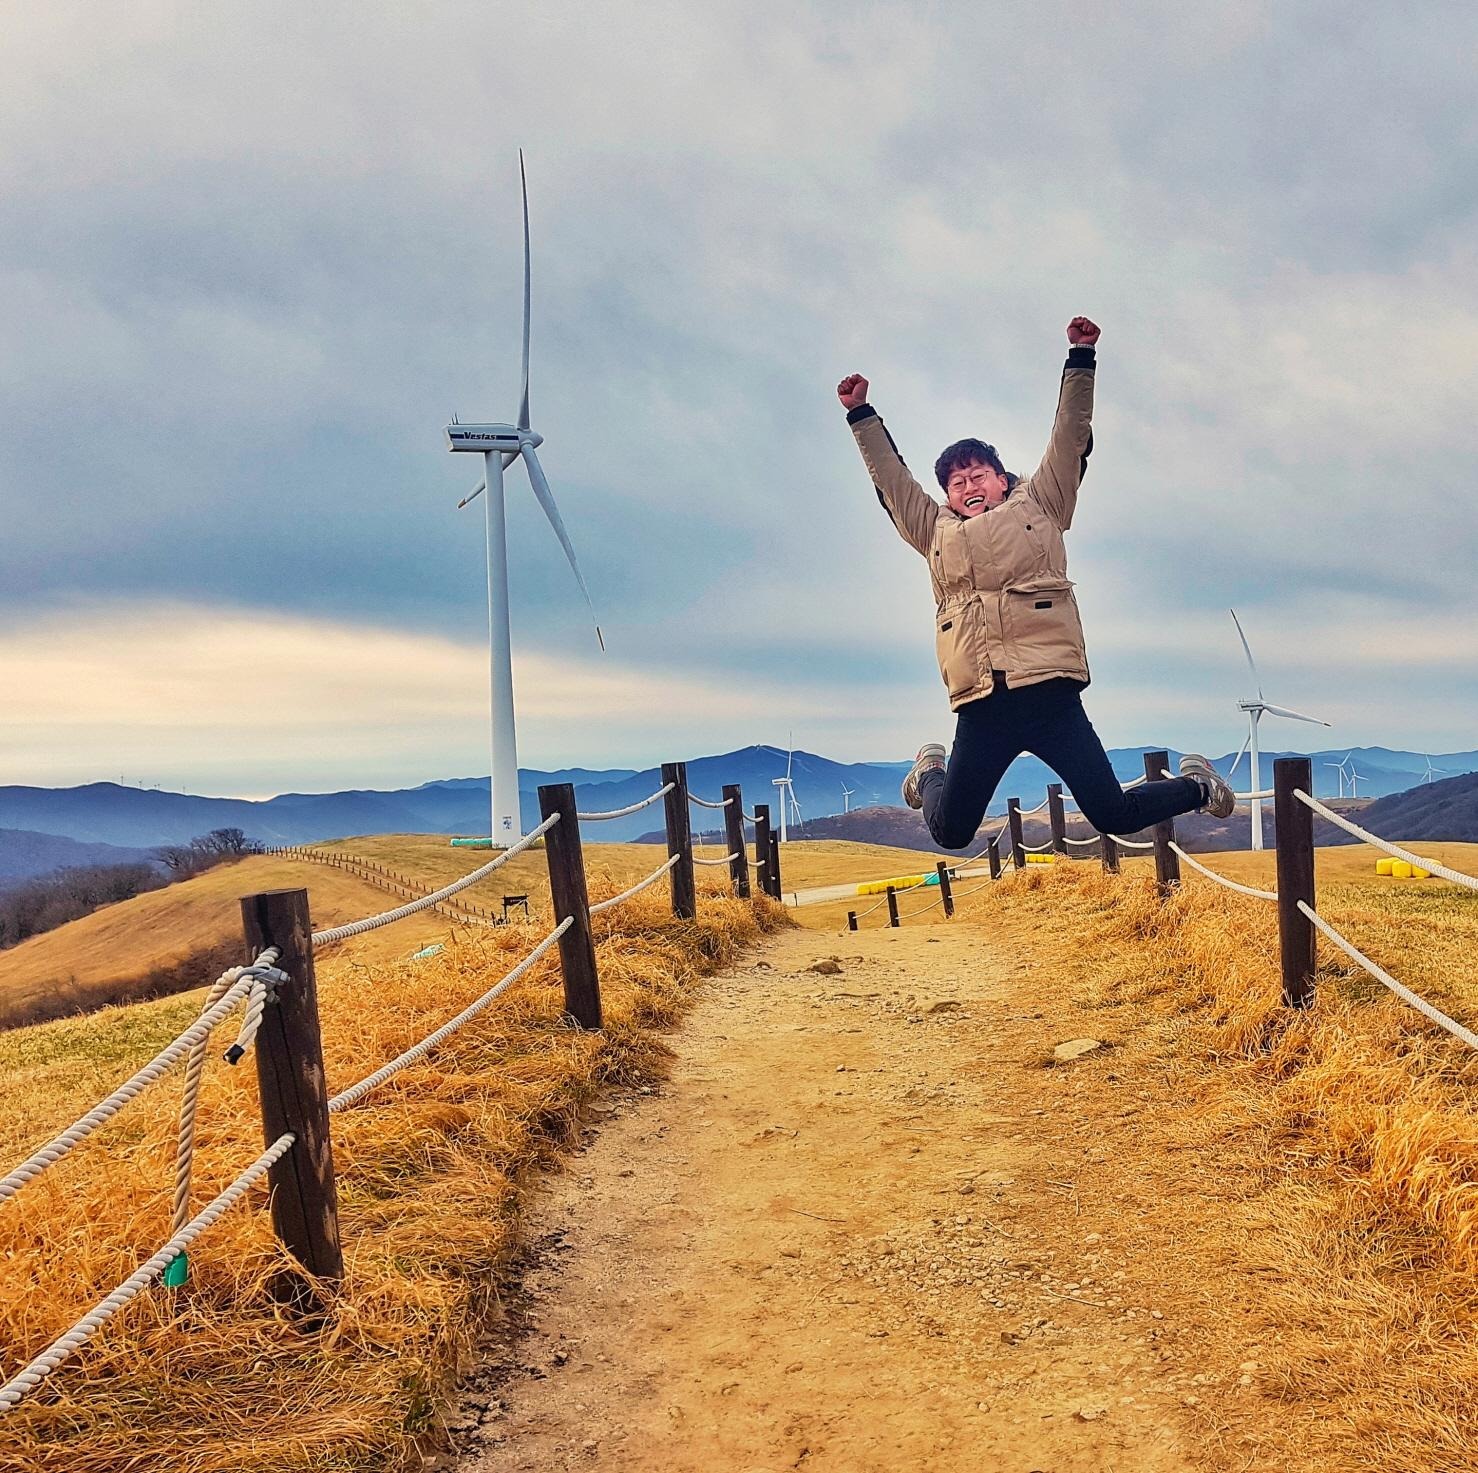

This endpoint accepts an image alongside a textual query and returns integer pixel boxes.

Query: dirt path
[455,921,1270,1472]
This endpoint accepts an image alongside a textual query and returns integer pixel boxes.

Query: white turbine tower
[1323,759,1347,798]
[447,153,603,844]
[1348,765,1367,798]
[841,782,856,814]
[1227,609,1332,852]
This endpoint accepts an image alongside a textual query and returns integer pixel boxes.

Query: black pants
[919,676,1203,850]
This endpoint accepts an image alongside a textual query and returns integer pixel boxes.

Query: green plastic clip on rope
[163,1252,189,1288]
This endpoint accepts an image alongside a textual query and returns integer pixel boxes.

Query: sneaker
[1178,753,1235,818]
[901,743,947,810]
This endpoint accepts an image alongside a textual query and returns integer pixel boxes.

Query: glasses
[947,469,997,492]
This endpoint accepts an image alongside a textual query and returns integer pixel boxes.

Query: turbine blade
[521,445,604,649]
[1228,608,1264,700]
[1228,727,1251,779]
[458,480,486,509]
[518,149,531,432]
[1263,702,1332,726]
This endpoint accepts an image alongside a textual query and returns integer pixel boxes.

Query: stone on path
[1053,1038,1105,1063]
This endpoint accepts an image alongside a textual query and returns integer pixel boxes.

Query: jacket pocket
[999,579,1086,675]
[935,600,985,699]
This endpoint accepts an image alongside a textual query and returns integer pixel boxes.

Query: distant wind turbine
[446,152,603,844]
[1227,609,1332,851]
[841,782,856,814]
[1422,756,1450,784]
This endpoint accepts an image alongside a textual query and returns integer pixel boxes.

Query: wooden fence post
[722,784,750,899]
[988,835,1002,880]
[1007,799,1026,870]
[538,784,601,1029]
[661,761,697,920]
[769,831,782,900]
[753,805,772,899]
[239,888,342,1310]
[1144,750,1181,896]
[936,861,954,917]
[886,885,900,928]
[1047,783,1067,856]
[1100,830,1119,875]
[1274,757,1316,1009]
[847,910,858,931]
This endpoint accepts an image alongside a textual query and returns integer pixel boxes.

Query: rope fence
[0,759,767,1417]
[688,793,732,810]
[577,783,675,822]
[311,816,559,946]
[1168,842,1278,902]
[589,855,681,915]
[1294,790,1478,894]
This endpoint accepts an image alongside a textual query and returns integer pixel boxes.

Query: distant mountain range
[1,743,1473,881]
[0,829,162,883]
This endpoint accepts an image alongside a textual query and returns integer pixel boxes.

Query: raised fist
[1066,317,1100,346]
[836,373,870,410]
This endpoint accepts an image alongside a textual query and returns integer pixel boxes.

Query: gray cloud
[2,1,1475,787]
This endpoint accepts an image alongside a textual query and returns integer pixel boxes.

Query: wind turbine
[1422,756,1450,785]
[1348,766,1367,798]
[772,738,803,842]
[1323,759,1347,798]
[1227,609,1332,852]
[841,782,856,814]
[446,153,603,844]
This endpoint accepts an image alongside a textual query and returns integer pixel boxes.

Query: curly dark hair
[934,438,1009,491]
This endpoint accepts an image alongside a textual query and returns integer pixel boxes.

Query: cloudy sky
[4,2,1476,796]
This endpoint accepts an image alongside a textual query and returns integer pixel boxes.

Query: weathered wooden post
[936,861,954,917]
[769,831,782,900]
[661,761,697,920]
[1100,830,1120,874]
[886,885,900,927]
[1274,757,1316,1009]
[753,805,772,898]
[239,889,342,1310]
[537,784,601,1029]
[988,834,1002,880]
[722,784,750,899]
[847,910,858,931]
[1047,783,1067,856]
[1144,750,1180,896]
[1007,799,1026,870]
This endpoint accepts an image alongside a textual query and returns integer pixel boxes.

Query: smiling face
[945,460,1010,517]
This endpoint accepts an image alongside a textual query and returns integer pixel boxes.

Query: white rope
[172,958,285,1239]
[1168,842,1278,901]
[0,1131,296,1414]
[0,956,283,1206]
[311,814,560,945]
[1293,791,1478,893]
[1298,902,1478,1050]
[1019,796,1050,816]
[693,852,740,866]
[577,783,675,822]
[1110,835,1156,849]
[1021,840,1054,853]
[588,855,681,916]
[1063,834,1100,847]
[1121,775,1147,791]
[1235,788,1273,800]
[688,794,731,810]
[326,921,572,1114]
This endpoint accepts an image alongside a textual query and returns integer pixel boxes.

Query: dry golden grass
[0,857,464,1028]
[0,865,786,1473]
[959,854,1478,1471]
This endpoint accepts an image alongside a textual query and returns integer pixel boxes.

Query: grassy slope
[938,859,1478,1472]
[0,849,786,1472]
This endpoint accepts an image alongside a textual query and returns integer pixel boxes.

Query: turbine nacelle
[445,423,543,454]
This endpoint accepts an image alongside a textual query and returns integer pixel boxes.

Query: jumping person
[837,317,1234,849]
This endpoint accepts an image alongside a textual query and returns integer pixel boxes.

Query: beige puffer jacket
[848,348,1095,709]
